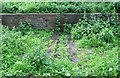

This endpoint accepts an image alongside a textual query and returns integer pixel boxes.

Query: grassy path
[47,33,79,63]
[47,32,59,54]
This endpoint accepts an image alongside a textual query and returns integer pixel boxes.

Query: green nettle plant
[54,16,61,32]
[15,21,33,35]
[71,17,119,43]
[97,28,115,43]
[71,18,92,40]
[63,23,72,34]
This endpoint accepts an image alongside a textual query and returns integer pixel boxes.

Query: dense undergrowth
[1,16,120,76]
[1,2,120,13]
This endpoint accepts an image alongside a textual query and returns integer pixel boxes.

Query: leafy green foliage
[71,17,91,39]
[76,47,119,76]
[91,2,115,13]
[1,25,53,76]
[54,16,61,32]
[71,16,119,44]
[97,28,115,43]
[1,15,119,76]
[76,35,106,48]
[2,2,116,13]
[1,25,80,76]
[73,16,119,76]
[2,2,19,13]
[63,24,72,34]
[114,2,120,13]
[15,21,33,35]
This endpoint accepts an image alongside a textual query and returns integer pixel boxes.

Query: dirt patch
[51,32,59,41]
[67,34,79,63]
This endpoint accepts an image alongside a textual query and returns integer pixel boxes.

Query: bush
[71,17,118,44]
[114,2,120,13]
[2,2,115,13]
[71,17,91,39]
[76,34,106,48]
[97,28,115,43]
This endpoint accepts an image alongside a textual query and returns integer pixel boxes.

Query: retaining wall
[0,13,120,29]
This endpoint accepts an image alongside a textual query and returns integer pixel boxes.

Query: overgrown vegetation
[71,16,120,42]
[1,24,53,76]
[1,1,120,76]
[2,2,120,13]
[64,16,119,76]
[1,23,79,76]
[1,15,119,76]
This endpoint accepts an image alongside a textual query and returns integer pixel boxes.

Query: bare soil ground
[67,34,79,63]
